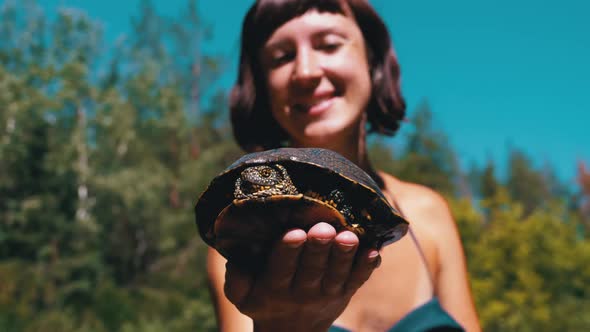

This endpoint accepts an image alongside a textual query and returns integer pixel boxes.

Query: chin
[297,121,356,146]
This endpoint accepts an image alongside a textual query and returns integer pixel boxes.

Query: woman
[207,0,481,331]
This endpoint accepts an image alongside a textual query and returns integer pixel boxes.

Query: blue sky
[32,0,590,184]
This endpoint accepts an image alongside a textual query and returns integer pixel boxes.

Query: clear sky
[31,0,590,184]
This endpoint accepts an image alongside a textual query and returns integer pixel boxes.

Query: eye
[316,34,344,53]
[269,50,295,67]
[319,41,341,52]
[260,168,273,177]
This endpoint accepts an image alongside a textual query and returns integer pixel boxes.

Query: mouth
[292,96,336,115]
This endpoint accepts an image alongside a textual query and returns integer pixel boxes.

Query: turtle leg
[328,189,355,223]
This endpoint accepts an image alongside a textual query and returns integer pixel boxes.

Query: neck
[290,117,374,174]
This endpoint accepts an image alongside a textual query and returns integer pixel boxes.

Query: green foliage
[574,162,590,231]
[0,1,235,330]
[1,1,588,331]
[506,149,552,215]
[451,192,590,331]
[480,160,499,201]
[388,101,459,194]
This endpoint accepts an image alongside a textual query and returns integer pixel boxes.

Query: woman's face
[260,10,372,147]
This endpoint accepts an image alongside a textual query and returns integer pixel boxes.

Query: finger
[321,231,359,295]
[224,261,255,308]
[292,222,336,293]
[265,228,307,290]
[344,249,381,294]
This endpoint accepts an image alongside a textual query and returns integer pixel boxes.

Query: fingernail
[313,237,332,245]
[367,251,381,268]
[368,250,379,260]
[340,244,356,252]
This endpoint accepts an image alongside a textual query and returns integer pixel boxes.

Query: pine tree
[506,149,551,215]
[576,161,590,228]
[394,100,459,194]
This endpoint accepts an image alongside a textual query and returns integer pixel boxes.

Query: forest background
[1,1,589,331]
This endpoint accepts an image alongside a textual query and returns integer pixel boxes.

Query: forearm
[207,248,254,331]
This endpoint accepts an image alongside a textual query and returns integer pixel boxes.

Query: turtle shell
[195,147,409,269]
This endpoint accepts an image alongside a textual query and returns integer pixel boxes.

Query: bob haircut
[230,0,406,152]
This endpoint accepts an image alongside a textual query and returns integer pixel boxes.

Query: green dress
[328,297,465,332]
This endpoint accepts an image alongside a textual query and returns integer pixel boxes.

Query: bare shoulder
[379,172,481,331]
[379,172,455,232]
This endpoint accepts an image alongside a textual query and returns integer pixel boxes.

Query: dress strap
[407,227,435,292]
[386,192,436,295]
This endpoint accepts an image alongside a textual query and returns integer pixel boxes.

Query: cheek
[329,53,371,92]
[266,80,290,128]
[341,65,371,107]
[352,57,372,101]
[266,73,290,109]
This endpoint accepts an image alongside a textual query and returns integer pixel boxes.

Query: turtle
[195,147,409,270]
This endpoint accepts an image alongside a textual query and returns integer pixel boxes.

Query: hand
[223,222,381,332]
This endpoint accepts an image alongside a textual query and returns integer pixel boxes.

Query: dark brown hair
[230,0,406,152]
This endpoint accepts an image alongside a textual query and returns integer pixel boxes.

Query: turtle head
[234,164,299,199]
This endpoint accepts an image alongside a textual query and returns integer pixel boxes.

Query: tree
[0,1,235,330]
[506,149,552,215]
[451,192,590,331]
[393,100,459,194]
[576,161,590,229]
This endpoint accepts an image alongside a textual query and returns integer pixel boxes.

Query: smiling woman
[206,1,481,331]
[261,11,372,150]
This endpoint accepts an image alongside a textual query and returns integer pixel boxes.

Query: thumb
[224,261,254,309]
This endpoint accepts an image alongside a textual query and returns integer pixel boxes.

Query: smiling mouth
[292,97,335,115]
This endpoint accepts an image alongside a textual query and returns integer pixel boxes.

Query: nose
[291,47,322,87]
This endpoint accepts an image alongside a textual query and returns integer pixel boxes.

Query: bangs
[245,0,352,51]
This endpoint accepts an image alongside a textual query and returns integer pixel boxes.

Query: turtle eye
[260,168,272,178]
